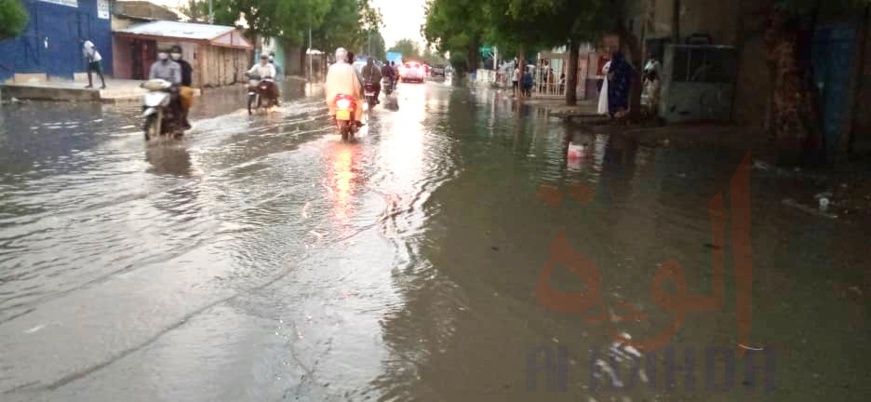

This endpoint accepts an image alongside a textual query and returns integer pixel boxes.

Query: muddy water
[0,81,868,402]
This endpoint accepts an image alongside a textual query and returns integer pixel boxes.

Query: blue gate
[812,26,857,160]
[0,0,112,82]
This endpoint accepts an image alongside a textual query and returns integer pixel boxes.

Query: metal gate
[812,26,857,159]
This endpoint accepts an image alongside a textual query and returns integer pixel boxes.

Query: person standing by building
[512,63,520,97]
[82,40,106,89]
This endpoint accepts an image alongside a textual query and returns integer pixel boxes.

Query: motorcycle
[141,79,182,141]
[333,93,359,141]
[246,73,278,115]
[382,78,394,96]
[363,81,378,109]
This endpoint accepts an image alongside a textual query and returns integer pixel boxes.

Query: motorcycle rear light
[336,99,352,110]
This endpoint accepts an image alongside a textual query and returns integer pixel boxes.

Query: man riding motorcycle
[148,49,184,129]
[381,60,396,95]
[361,57,382,104]
[325,47,364,126]
[247,54,279,105]
[170,45,194,129]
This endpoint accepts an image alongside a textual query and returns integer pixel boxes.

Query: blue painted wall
[0,0,113,81]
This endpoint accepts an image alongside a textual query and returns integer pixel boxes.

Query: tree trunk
[764,9,823,166]
[566,41,580,106]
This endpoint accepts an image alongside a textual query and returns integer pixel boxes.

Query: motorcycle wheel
[144,114,159,141]
[338,121,349,141]
[248,93,260,115]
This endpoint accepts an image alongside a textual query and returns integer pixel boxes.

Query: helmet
[335,47,347,61]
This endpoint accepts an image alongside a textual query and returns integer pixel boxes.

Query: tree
[422,0,487,74]
[180,0,211,22]
[360,29,386,59]
[389,38,420,60]
[0,0,29,41]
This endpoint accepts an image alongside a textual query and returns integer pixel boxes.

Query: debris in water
[739,344,764,351]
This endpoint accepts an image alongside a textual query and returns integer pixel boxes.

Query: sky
[150,0,428,50]
[372,0,427,50]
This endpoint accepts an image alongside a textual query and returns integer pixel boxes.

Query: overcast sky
[372,0,426,49]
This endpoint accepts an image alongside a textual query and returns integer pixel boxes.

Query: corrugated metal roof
[115,21,235,41]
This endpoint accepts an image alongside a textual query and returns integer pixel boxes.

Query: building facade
[0,0,113,82]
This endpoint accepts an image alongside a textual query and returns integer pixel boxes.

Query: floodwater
[0,79,868,402]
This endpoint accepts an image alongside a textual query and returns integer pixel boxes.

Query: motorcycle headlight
[336,99,352,110]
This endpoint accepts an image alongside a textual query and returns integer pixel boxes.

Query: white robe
[597,61,611,115]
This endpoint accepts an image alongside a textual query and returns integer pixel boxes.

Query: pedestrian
[512,63,520,97]
[597,59,611,115]
[642,69,661,117]
[82,40,106,89]
[606,51,634,118]
[522,66,534,98]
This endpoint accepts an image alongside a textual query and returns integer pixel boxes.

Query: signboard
[479,45,493,57]
[40,0,77,7]
[98,0,109,19]
[386,51,403,65]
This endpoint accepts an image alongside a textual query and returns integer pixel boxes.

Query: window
[671,46,737,83]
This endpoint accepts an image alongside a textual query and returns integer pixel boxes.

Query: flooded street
[0,80,868,401]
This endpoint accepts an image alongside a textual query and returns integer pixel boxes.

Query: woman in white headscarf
[597,59,611,115]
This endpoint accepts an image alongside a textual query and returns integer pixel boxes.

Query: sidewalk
[1,78,201,103]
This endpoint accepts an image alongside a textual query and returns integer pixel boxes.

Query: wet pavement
[0,79,868,401]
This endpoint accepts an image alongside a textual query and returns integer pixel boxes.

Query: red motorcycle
[333,94,359,141]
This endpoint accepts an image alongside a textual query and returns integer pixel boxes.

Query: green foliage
[361,29,386,59]
[423,0,614,71]
[388,38,420,60]
[212,0,384,52]
[0,0,29,41]
[180,0,211,23]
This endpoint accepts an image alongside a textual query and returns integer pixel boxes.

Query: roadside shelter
[113,20,253,87]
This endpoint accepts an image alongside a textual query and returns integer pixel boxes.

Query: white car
[400,62,425,83]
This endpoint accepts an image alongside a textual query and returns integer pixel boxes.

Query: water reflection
[145,143,193,177]
[325,142,360,223]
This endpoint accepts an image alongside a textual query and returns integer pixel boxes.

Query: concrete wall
[0,0,113,82]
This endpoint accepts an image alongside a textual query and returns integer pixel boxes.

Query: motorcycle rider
[361,57,382,104]
[247,54,279,105]
[381,59,396,94]
[170,45,193,129]
[148,49,184,128]
[390,61,399,86]
[325,47,364,125]
[268,53,283,102]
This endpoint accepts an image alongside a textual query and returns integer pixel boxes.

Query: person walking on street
[170,45,194,129]
[82,40,106,89]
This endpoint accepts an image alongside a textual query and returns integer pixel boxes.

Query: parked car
[431,64,446,78]
[400,62,425,83]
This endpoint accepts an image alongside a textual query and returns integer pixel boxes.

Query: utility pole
[308,26,313,82]
[208,0,213,24]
